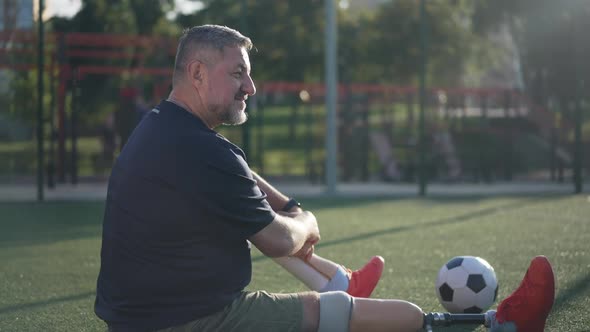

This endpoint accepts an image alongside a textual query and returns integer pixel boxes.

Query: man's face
[204,46,256,126]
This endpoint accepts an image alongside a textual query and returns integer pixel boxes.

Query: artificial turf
[0,194,588,331]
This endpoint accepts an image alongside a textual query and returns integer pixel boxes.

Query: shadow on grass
[253,196,550,263]
[0,195,564,250]
[552,272,590,316]
[318,198,548,249]
[0,201,104,248]
[303,193,567,211]
[0,291,95,316]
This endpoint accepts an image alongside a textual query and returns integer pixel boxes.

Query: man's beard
[210,102,247,126]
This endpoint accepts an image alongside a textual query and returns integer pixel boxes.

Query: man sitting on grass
[94,24,554,332]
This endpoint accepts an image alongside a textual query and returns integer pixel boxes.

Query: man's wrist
[281,198,302,212]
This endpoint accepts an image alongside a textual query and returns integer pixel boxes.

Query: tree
[340,0,493,86]
[49,0,177,128]
[473,0,590,107]
[177,0,497,87]
[177,0,325,82]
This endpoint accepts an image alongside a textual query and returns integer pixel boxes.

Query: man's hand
[293,241,316,261]
[249,210,320,258]
[298,210,320,242]
[289,210,319,261]
[281,206,317,261]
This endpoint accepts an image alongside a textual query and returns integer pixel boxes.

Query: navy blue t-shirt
[95,100,276,331]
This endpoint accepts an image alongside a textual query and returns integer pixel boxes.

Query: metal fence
[1,31,587,192]
[218,82,587,185]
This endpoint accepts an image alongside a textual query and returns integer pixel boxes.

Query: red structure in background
[0,31,575,185]
[0,31,176,183]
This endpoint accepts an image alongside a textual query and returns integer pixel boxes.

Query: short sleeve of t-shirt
[176,133,275,239]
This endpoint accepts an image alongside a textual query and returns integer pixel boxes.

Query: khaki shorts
[157,291,304,332]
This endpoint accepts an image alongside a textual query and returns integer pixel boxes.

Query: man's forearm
[250,211,319,258]
[252,171,291,211]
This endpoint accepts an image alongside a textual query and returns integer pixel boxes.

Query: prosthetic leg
[423,256,555,332]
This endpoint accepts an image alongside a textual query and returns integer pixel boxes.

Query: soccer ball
[435,256,499,313]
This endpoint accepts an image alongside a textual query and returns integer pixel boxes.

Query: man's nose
[243,74,256,96]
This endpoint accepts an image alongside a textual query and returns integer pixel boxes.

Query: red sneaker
[495,256,555,332]
[346,256,385,298]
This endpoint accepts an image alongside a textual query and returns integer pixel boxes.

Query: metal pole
[423,312,487,329]
[71,68,79,185]
[36,0,45,201]
[48,54,56,189]
[325,0,338,194]
[241,0,251,157]
[305,102,314,182]
[418,0,428,196]
[574,99,583,193]
[257,96,265,174]
[573,15,583,194]
[57,35,66,183]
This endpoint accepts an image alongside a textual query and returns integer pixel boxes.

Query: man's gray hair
[173,25,253,83]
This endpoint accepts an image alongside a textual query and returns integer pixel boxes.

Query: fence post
[361,97,370,182]
[573,98,583,193]
[256,93,265,176]
[479,92,490,182]
[504,90,513,181]
[71,68,79,185]
[418,0,428,196]
[48,53,56,189]
[242,99,251,158]
[573,15,584,193]
[305,101,315,182]
[325,0,339,194]
[57,34,67,183]
[36,0,46,201]
[549,98,558,182]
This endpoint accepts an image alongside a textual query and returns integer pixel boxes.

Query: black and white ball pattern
[435,256,499,313]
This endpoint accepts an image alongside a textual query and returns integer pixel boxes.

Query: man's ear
[187,60,206,86]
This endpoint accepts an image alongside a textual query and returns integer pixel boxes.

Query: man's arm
[252,171,302,213]
[249,171,318,259]
[249,211,319,258]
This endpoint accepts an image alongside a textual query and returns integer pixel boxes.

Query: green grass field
[0,195,589,331]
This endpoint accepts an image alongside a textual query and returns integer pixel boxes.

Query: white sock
[485,311,517,332]
[319,266,349,292]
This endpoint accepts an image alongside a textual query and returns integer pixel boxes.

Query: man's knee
[318,291,354,332]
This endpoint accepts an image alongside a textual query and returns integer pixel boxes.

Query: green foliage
[473,0,590,111]
[341,0,485,85]
[6,71,37,125]
[0,138,105,178]
[176,0,494,85]
[36,0,515,131]
[6,0,587,183]
[47,0,175,126]
[177,0,325,81]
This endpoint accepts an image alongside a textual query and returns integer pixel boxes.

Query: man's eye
[233,72,243,78]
